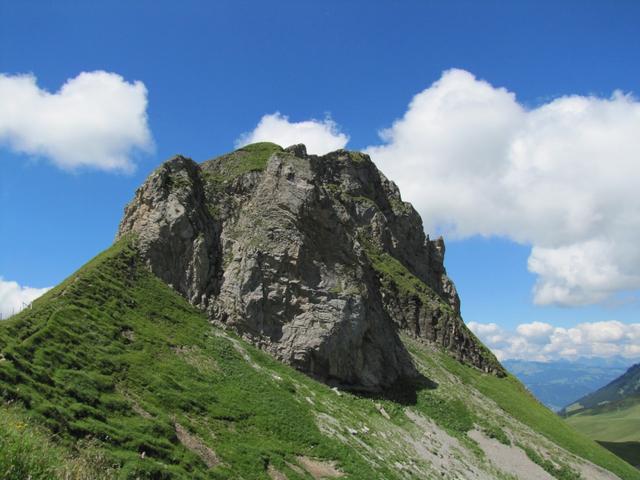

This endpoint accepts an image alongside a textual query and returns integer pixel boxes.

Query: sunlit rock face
[118,143,504,391]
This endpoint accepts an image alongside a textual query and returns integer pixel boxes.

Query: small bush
[416,392,475,435]
[484,424,511,446]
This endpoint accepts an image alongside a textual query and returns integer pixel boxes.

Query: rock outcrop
[118,142,503,390]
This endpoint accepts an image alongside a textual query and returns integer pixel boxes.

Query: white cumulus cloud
[236,112,349,155]
[0,278,50,320]
[0,71,153,172]
[516,321,555,344]
[366,69,640,306]
[469,320,640,362]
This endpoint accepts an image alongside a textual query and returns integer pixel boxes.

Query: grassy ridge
[201,142,283,186]
[0,239,384,479]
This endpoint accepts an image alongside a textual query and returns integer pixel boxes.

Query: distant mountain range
[562,363,640,469]
[563,363,640,414]
[504,358,633,412]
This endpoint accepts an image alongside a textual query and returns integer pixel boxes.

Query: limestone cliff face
[117,143,503,390]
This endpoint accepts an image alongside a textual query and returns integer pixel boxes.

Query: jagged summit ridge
[118,142,503,389]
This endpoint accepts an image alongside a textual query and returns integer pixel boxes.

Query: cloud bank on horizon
[0,278,50,320]
[469,320,640,362]
[0,71,152,172]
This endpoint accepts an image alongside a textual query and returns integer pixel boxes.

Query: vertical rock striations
[118,142,504,391]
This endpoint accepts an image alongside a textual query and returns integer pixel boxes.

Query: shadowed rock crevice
[118,142,504,391]
[353,373,439,406]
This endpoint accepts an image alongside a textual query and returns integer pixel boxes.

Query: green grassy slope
[0,403,117,479]
[1,238,638,479]
[201,142,283,186]
[0,239,389,479]
[564,400,640,471]
[565,401,640,443]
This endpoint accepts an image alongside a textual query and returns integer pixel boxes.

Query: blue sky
[1,1,639,360]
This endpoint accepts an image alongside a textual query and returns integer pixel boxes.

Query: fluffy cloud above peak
[366,69,640,306]
[0,278,50,320]
[470,320,640,362]
[0,71,153,172]
[236,112,348,155]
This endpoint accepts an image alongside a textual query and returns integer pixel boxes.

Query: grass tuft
[202,142,283,186]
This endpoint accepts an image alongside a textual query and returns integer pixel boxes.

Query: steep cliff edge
[118,142,503,390]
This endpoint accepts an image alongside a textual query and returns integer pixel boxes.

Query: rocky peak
[118,143,503,390]
[117,155,220,305]
[284,143,307,157]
